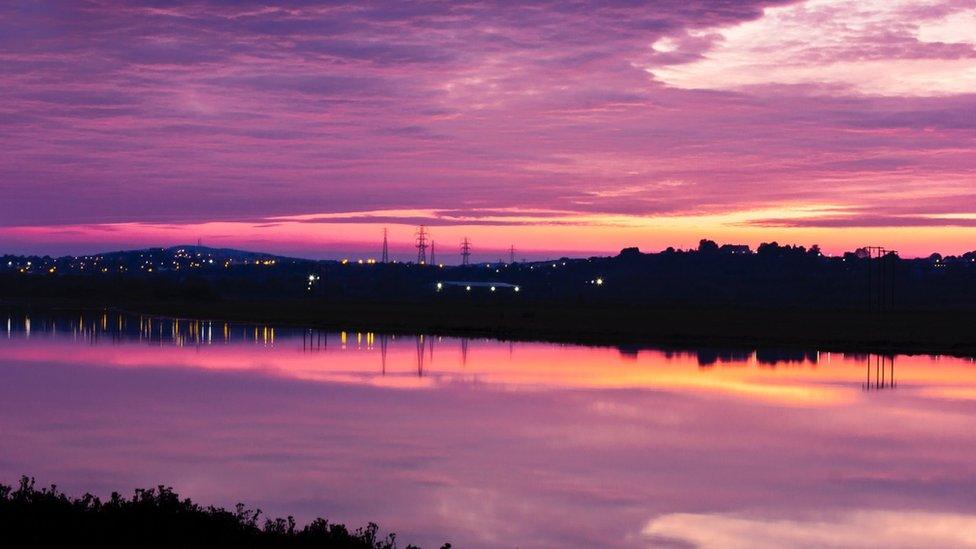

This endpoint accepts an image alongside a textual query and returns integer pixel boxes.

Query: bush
[0,477,450,549]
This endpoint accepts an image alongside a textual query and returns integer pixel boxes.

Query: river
[2,312,975,548]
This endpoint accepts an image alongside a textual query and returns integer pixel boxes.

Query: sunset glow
[2,1,974,257]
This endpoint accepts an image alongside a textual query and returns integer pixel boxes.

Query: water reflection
[865,354,897,391]
[0,312,936,390]
[2,311,976,548]
[4,312,283,348]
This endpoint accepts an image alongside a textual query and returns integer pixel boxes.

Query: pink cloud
[0,1,974,257]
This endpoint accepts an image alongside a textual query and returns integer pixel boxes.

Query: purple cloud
[0,0,974,256]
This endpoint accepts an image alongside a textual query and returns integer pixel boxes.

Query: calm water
[3,312,976,548]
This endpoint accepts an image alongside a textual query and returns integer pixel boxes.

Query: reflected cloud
[643,510,976,548]
[5,312,976,406]
[3,312,976,547]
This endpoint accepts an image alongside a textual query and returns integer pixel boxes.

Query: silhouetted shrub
[0,477,451,549]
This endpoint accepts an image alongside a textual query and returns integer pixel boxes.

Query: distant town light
[514,286,520,292]
[465,285,471,291]
[436,282,443,290]
[490,286,496,292]
[596,277,604,286]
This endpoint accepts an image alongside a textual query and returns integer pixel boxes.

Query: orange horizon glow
[4,208,976,260]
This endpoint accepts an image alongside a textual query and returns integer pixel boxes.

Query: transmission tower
[509,245,516,264]
[415,225,429,264]
[460,237,471,266]
[430,240,436,265]
[381,228,389,263]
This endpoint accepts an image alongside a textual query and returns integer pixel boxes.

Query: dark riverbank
[1,476,443,548]
[6,297,976,357]
[5,242,976,356]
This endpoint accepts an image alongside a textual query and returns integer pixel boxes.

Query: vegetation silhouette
[0,477,449,549]
[6,239,976,354]
[5,240,976,309]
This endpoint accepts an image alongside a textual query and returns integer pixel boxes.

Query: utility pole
[864,246,896,313]
[415,225,429,264]
[381,228,389,263]
[461,237,471,266]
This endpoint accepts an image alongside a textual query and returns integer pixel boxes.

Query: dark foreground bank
[0,477,446,548]
[5,241,976,355]
[6,298,976,357]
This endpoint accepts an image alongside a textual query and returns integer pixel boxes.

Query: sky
[1,0,974,260]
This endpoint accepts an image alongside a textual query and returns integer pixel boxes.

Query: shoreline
[5,298,976,357]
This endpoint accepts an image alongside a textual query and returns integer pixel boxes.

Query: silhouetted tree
[697,239,719,254]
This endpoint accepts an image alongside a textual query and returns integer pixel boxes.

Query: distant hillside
[1,244,322,278]
[97,245,307,263]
